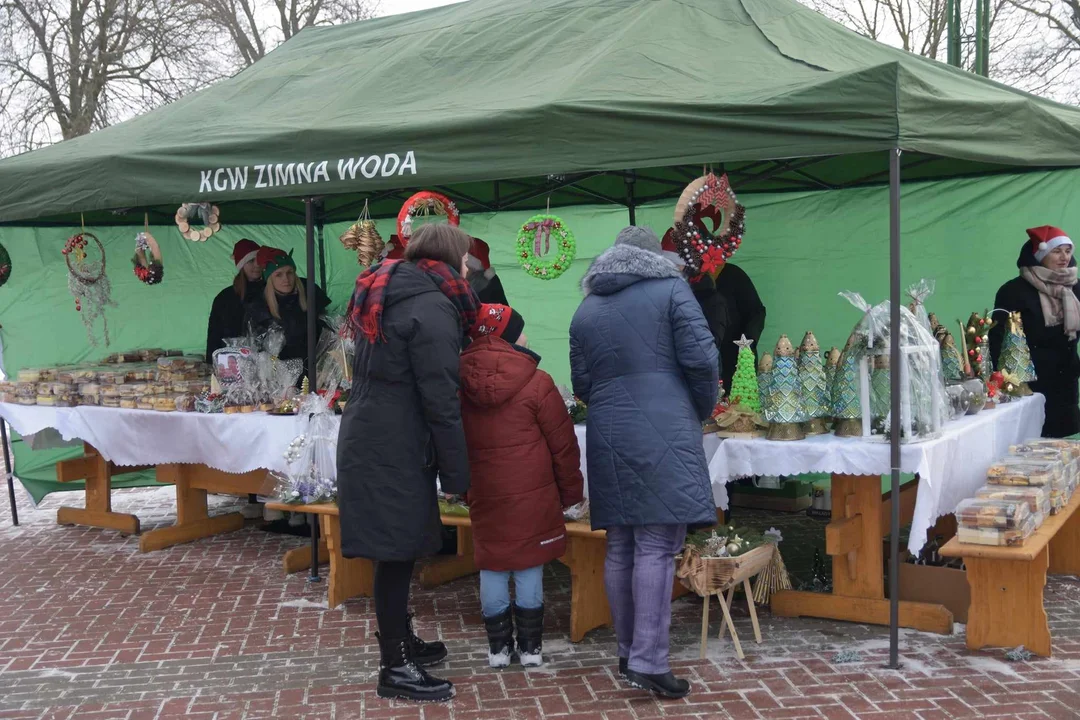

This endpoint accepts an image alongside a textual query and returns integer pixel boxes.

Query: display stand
[771,473,953,634]
[55,442,148,535]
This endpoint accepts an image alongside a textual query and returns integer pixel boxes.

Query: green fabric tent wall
[9,168,1080,500]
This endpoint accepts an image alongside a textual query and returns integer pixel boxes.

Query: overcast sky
[378,0,462,15]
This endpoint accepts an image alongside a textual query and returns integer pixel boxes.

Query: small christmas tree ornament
[765,335,806,441]
[998,311,1036,395]
[728,335,761,413]
[938,327,966,382]
[832,334,864,437]
[798,331,829,435]
[757,352,774,411]
[960,311,996,381]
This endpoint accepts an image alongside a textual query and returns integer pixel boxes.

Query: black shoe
[375,632,454,703]
[483,608,515,668]
[514,604,545,667]
[624,669,691,699]
[618,657,628,677]
[406,612,447,666]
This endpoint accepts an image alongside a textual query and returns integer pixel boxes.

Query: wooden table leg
[321,514,374,608]
[283,541,330,574]
[744,579,762,644]
[55,445,140,535]
[772,473,953,635]
[717,589,744,659]
[1048,507,1080,576]
[138,465,246,552]
[419,525,478,588]
[718,586,735,639]
[558,535,614,642]
[699,595,710,659]
[964,548,1052,657]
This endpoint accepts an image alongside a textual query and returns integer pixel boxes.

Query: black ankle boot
[406,612,447,666]
[618,657,628,677]
[623,668,691,699]
[483,608,514,668]
[375,632,454,703]
[514,604,544,667]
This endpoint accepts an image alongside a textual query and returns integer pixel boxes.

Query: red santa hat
[232,238,261,272]
[1028,226,1073,262]
[466,237,495,278]
[382,235,406,261]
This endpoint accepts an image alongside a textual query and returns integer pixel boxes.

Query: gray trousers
[604,524,688,675]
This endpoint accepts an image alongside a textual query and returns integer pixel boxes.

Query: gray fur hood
[580,243,682,296]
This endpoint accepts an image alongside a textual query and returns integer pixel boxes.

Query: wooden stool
[682,544,773,659]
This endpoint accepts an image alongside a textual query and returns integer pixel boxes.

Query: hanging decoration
[515,214,577,280]
[64,231,115,347]
[661,173,746,275]
[131,222,164,285]
[396,190,459,243]
[0,241,11,287]
[175,202,221,242]
[339,200,385,267]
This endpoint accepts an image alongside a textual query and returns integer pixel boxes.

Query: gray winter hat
[614,225,663,255]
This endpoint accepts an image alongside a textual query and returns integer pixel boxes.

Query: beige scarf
[1021,265,1080,340]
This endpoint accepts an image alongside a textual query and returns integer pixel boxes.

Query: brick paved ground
[2,482,1080,719]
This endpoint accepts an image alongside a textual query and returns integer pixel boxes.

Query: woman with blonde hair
[244,247,330,378]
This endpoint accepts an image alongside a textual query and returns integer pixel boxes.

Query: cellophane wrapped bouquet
[271,388,339,504]
[316,316,354,392]
[257,323,303,409]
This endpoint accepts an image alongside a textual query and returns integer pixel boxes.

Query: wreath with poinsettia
[0,241,11,287]
[516,214,576,280]
[131,232,164,285]
[396,190,460,242]
[661,173,745,275]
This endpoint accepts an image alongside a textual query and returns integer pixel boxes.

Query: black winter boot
[406,612,447,666]
[483,608,514,668]
[514,604,544,667]
[375,632,454,703]
[623,668,691,699]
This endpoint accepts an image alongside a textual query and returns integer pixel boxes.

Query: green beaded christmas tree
[999,311,1036,395]
[765,335,806,441]
[832,334,864,437]
[798,331,829,435]
[728,335,760,413]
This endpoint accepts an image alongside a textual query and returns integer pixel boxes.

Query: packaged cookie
[956,497,1032,529]
[35,382,53,395]
[986,459,1057,486]
[957,514,1037,546]
[77,383,101,396]
[118,383,148,398]
[71,367,99,382]
[119,398,137,409]
[976,484,1050,515]
[48,382,73,395]
[99,385,121,398]
[78,394,100,407]
[16,368,42,383]
[138,348,167,362]
[15,396,36,405]
[150,395,175,412]
[98,369,127,385]
[101,396,121,408]
[54,394,78,408]
[36,395,56,406]
[54,367,76,384]
[136,399,155,411]
[14,382,36,397]
[174,394,196,412]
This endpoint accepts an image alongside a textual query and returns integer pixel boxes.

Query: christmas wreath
[0,241,11,287]
[396,191,459,242]
[662,173,745,275]
[176,202,221,242]
[515,214,576,280]
[132,231,164,285]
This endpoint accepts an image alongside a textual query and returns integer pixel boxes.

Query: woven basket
[676,544,774,597]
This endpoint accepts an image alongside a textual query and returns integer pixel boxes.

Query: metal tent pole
[2,422,17,526]
[304,197,322,584]
[888,148,902,669]
[626,171,637,226]
[316,201,328,292]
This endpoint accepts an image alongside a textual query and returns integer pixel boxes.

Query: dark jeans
[374,560,415,640]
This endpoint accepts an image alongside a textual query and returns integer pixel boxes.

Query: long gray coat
[569,244,720,530]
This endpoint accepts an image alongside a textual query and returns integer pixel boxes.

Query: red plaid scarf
[344,259,479,343]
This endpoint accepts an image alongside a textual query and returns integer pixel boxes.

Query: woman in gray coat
[570,227,719,699]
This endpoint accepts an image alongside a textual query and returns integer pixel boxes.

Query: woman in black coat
[990,226,1080,438]
[337,224,477,704]
[206,239,264,360]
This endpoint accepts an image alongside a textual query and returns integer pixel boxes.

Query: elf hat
[468,303,525,344]
[257,247,296,280]
[233,239,261,272]
[1028,226,1073,262]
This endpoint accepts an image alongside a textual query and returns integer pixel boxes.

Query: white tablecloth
[0,403,302,474]
[708,395,1046,554]
[573,425,724,500]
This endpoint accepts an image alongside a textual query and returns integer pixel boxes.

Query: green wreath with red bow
[0,242,10,287]
[515,214,576,280]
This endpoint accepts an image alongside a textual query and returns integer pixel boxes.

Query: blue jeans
[604,524,687,675]
[479,565,544,617]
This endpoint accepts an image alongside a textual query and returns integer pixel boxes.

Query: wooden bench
[269,501,689,642]
[55,443,151,535]
[940,489,1080,657]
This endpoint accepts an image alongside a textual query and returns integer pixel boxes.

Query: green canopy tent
[3,0,1080,666]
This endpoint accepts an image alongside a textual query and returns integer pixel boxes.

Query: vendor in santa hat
[990,225,1080,437]
[465,238,509,305]
[206,238,264,360]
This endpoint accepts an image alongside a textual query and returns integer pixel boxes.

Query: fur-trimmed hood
[581,244,682,296]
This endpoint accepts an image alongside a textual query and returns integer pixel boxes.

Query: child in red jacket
[460,304,584,668]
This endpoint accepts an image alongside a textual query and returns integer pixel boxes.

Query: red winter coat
[460,336,585,572]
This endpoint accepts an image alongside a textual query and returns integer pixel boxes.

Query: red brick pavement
[1,483,1080,719]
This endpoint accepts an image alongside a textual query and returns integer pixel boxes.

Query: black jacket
[990,245,1080,438]
[469,271,509,305]
[206,280,264,360]
[337,263,471,561]
[690,274,730,382]
[711,264,766,390]
[243,279,331,376]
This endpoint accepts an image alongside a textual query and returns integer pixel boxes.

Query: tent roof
[2,0,1080,225]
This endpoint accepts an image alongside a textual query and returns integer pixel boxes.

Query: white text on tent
[198,152,417,194]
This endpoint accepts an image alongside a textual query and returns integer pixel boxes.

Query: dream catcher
[396,190,460,243]
[662,173,746,275]
[132,218,164,285]
[63,230,116,347]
